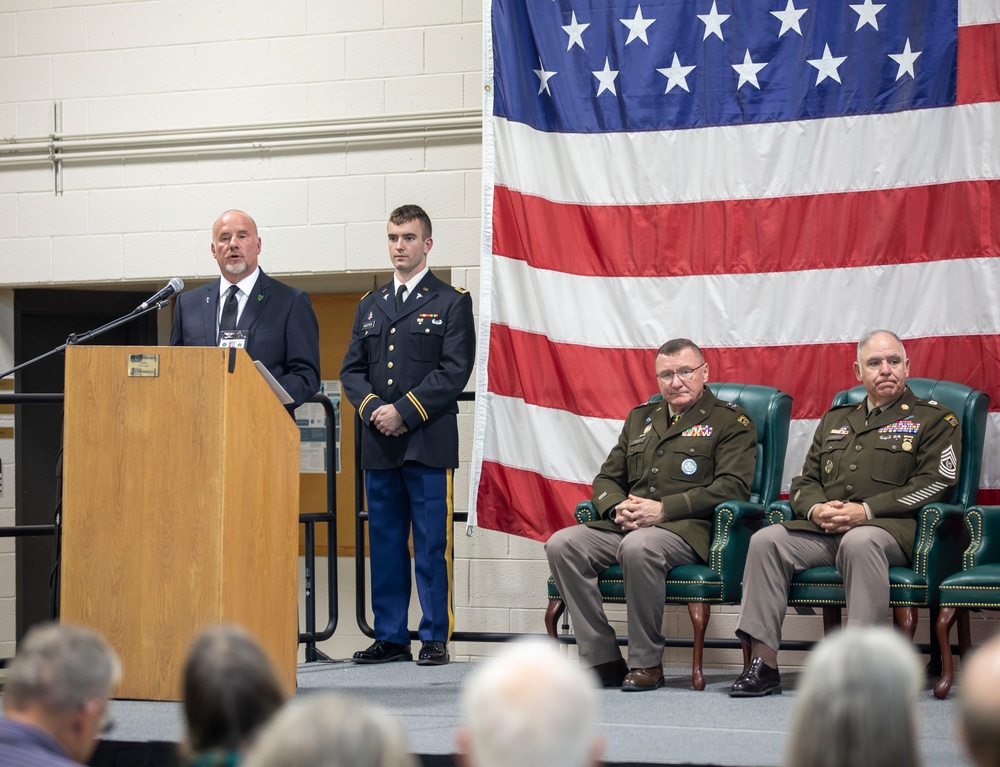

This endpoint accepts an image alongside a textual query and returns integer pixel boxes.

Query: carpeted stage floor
[93,658,972,767]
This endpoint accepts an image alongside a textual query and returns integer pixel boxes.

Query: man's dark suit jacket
[169,270,321,409]
[340,270,475,470]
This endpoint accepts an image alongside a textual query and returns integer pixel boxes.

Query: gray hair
[242,694,416,767]
[3,622,120,714]
[784,627,923,767]
[857,330,907,363]
[656,338,704,362]
[460,639,600,767]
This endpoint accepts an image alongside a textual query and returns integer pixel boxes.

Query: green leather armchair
[766,378,988,638]
[933,506,1000,698]
[545,383,792,690]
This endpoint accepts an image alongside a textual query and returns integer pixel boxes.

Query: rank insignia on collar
[724,402,738,410]
[204,295,211,303]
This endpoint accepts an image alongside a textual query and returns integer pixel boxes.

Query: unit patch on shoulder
[738,415,750,428]
[945,414,959,428]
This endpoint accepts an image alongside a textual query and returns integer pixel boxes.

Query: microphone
[137,278,184,311]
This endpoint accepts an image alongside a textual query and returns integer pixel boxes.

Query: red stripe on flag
[475,460,591,540]
[492,181,1000,278]
[958,23,1000,105]
[976,489,1000,507]
[488,325,1000,421]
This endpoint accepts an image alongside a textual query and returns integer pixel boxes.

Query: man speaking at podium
[170,209,321,410]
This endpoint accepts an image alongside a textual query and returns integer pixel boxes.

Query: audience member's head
[3,622,120,764]
[959,632,1000,767]
[456,639,603,767]
[241,694,416,767]
[784,627,922,767]
[182,625,286,762]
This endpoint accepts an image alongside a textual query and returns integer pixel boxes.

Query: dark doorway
[14,289,158,640]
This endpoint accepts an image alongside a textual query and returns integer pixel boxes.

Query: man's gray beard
[224,262,248,276]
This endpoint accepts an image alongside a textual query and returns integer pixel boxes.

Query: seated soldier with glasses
[545,339,757,691]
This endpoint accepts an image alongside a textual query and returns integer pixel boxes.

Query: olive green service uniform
[736,386,962,652]
[546,389,757,669]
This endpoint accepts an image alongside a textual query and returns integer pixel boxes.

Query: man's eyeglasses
[657,362,706,382]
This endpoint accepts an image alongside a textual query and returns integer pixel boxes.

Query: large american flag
[471,0,1000,539]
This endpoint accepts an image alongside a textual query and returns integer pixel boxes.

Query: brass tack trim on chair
[913,507,941,577]
[708,508,734,574]
[964,509,984,569]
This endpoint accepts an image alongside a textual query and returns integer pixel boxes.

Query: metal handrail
[298,392,339,662]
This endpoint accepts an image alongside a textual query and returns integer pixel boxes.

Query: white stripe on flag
[490,256,1000,349]
[494,102,1000,206]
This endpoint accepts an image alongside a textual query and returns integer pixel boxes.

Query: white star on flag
[533,59,557,95]
[732,49,768,90]
[850,0,886,31]
[698,1,730,41]
[807,44,847,85]
[562,11,589,51]
[771,0,807,38]
[889,38,922,80]
[620,5,656,46]
[657,52,696,93]
[592,57,619,96]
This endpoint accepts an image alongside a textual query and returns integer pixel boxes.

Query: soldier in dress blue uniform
[341,204,476,667]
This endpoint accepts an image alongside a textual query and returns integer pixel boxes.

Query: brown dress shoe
[590,658,628,688]
[621,664,664,692]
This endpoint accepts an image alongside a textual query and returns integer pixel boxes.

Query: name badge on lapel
[219,330,247,349]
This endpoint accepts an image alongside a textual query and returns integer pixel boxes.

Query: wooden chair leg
[958,609,972,657]
[822,607,842,633]
[687,602,710,691]
[544,600,566,640]
[933,607,959,699]
[894,606,918,640]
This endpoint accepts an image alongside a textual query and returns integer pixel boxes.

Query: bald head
[960,634,1000,767]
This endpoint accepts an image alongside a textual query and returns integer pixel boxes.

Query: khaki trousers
[545,525,698,669]
[735,524,908,654]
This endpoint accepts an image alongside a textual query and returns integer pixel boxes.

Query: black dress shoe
[416,641,449,666]
[729,657,782,697]
[590,658,629,688]
[621,664,664,692]
[353,640,412,664]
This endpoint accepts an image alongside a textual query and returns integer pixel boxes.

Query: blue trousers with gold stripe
[365,465,454,645]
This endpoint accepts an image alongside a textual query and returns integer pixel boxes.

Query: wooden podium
[61,346,300,700]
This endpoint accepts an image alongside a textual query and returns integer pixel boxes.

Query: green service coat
[588,389,757,561]
[785,386,962,558]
